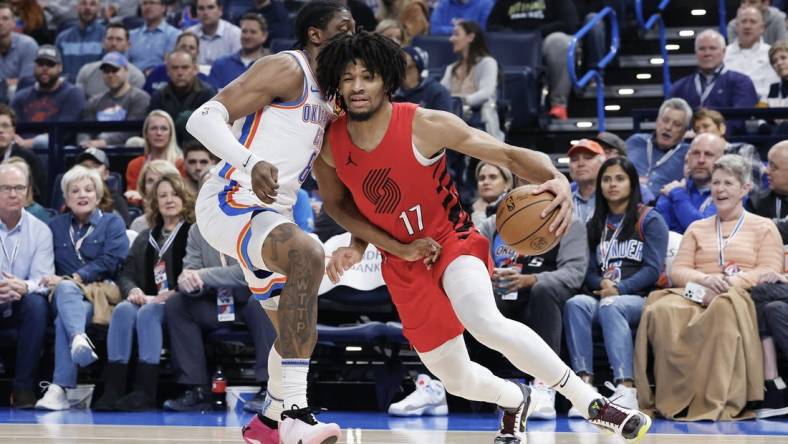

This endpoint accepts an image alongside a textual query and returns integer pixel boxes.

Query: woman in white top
[441,20,503,141]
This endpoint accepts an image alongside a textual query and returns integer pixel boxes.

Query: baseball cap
[402,46,429,79]
[35,45,62,64]
[590,131,627,156]
[100,51,129,70]
[567,139,604,157]
[75,148,109,167]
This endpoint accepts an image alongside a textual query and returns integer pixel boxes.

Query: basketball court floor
[0,409,785,443]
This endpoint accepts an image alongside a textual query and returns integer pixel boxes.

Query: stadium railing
[635,0,672,96]
[567,6,620,132]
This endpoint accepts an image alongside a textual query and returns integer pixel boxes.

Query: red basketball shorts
[381,231,492,353]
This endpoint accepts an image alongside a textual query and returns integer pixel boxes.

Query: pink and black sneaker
[242,413,279,444]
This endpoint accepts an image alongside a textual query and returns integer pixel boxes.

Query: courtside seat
[411,35,455,73]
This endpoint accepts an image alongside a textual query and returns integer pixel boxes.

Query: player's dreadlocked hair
[316,30,405,111]
[293,0,347,49]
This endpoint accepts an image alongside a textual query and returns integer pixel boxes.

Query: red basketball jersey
[328,103,474,252]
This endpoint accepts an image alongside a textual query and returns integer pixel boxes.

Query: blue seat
[270,38,297,53]
[316,322,388,346]
[486,32,542,69]
[383,322,408,345]
[411,35,455,73]
[502,67,541,129]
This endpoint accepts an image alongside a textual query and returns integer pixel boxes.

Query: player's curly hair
[316,30,405,111]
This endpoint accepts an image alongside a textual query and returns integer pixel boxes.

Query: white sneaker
[35,383,69,411]
[388,374,449,416]
[279,406,341,444]
[604,381,639,411]
[529,380,557,420]
[70,333,97,367]
[568,383,599,418]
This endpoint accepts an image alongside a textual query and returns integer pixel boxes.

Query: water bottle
[211,367,227,411]
[495,255,522,301]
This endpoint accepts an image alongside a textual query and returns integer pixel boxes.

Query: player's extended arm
[313,149,405,256]
[186,53,304,175]
[413,108,573,235]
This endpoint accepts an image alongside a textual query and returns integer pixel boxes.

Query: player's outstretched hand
[251,160,280,204]
[397,237,442,270]
[326,245,364,284]
[533,175,573,237]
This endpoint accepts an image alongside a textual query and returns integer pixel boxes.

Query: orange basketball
[495,185,561,256]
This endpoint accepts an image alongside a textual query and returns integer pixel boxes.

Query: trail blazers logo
[362,168,401,214]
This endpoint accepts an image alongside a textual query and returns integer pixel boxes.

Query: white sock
[262,346,284,422]
[281,358,309,411]
[549,369,600,419]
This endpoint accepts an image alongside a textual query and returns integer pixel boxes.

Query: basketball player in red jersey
[312,32,652,444]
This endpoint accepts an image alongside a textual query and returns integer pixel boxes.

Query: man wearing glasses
[128,0,180,72]
[0,105,47,203]
[0,161,54,409]
[186,0,241,65]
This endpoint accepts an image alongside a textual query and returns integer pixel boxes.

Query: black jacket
[117,222,191,297]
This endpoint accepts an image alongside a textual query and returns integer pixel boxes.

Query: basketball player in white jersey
[185,2,354,444]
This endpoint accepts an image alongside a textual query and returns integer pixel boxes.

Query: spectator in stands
[655,133,725,234]
[11,0,49,44]
[41,0,78,33]
[76,23,145,98]
[728,0,787,45]
[487,0,579,121]
[748,140,788,219]
[375,18,404,45]
[569,139,607,223]
[430,0,494,35]
[635,154,782,421]
[477,195,588,420]
[3,157,49,222]
[565,156,668,417]
[187,0,241,65]
[54,0,105,83]
[148,50,216,144]
[766,39,788,107]
[11,45,85,150]
[71,148,131,225]
[441,21,503,140]
[627,98,692,197]
[0,162,53,409]
[394,46,453,113]
[337,0,376,33]
[163,223,276,412]
[376,0,429,43]
[0,105,47,204]
[0,3,38,96]
[590,131,628,159]
[128,0,180,72]
[250,0,291,42]
[749,251,788,418]
[691,107,765,191]
[143,32,211,95]
[571,139,655,223]
[668,29,758,111]
[95,172,193,411]
[470,161,512,226]
[125,111,185,204]
[182,141,216,193]
[78,52,150,149]
[724,6,780,102]
[129,160,182,232]
[36,165,129,410]
[208,13,271,90]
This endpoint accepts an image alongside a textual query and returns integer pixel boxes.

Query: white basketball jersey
[212,50,334,214]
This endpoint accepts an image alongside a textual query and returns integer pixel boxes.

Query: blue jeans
[107,300,165,364]
[0,293,49,390]
[563,294,645,381]
[51,281,93,388]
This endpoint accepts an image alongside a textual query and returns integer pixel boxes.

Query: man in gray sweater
[477,214,588,420]
[727,0,787,45]
[162,223,277,412]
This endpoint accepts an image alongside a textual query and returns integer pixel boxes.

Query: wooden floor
[0,424,785,444]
